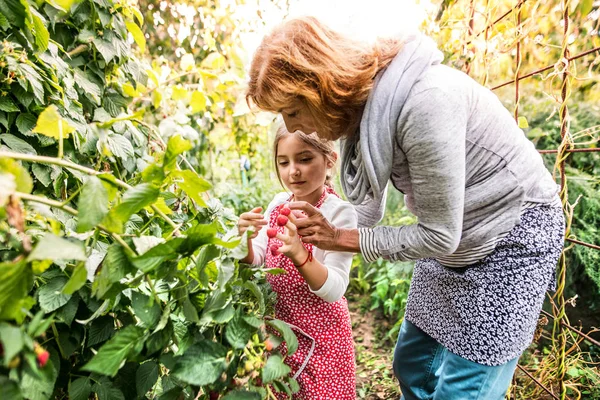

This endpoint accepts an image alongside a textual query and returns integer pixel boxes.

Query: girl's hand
[288,201,339,250]
[275,212,309,264]
[238,207,267,239]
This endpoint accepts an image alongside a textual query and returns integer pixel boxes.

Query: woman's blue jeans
[393,320,519,400]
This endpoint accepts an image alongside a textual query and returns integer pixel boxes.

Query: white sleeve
[309,201,358,303]
[250,193,289,266]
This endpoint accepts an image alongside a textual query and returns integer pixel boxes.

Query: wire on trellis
[454,0,600,397]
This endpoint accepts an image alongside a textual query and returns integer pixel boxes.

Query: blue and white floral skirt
[404,205,565,366]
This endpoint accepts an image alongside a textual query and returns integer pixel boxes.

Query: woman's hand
[288,201,339,251]
[238,207,267,239]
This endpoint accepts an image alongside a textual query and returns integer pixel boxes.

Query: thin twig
[516,364,561,400]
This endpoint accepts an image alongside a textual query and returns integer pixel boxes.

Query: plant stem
[15,192,134,254]
[51,323,67,359]
[0,151,179,230]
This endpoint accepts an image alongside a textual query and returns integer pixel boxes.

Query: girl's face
[276,134,334,203]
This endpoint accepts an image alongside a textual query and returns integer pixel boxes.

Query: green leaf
[112,183,159,223]
[136,361,159,397]
[17,63,45,104]
[244,281,265,315]
[93,37,117,62]
[225,310,253,349]
[21,351,59,400]
[190,91,207,114]
[87,316,115,347]
[0,157,32,193]
[0,133,37,155]
[106,134,134,160]
[262,354,291,384]
[130,238,183,273]
[182,297,199,323]
[77,176,109,232]
[222,391,261,400]
[69,377,92,400]
[38,276,72,313]
[92,377,125,400]
[0,96,19,112]
[196,245,220,286]
[131,291,161,327]
[62,263,87,295]
[55,293,79,325]
[82,325,145,377]
[74,68,102,105]
[125,20,146,53]
[28,234,87,262]
[172,170,211,207]
[0,376,23,400]
[517,116,529,129]
[267,319,298,356]
[0,261,33,320]
[201,52,226,70]
[32,105,76,139]
[579,0,593,17]
[31,10,49,52]
[27,310,54,337]
[163,135,192,172]
[171,341,227,386]
[0,323,25,366]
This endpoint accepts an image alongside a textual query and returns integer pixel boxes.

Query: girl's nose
[290,166,301,177]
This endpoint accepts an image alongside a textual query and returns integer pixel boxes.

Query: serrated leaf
[171,341,227,386]
[69,377,92,400]
[31,11,49,52]
[0,133,37,155]
[74,68,102,105]
[17,63,45,104]
[0,96,20,112]
[32,105,76,139]
[87,316,115,347]
[267,319,298,356]
[262,354,291,384]
[106,134,134,160]
[172,170,211,207]
[93,37,117,63]
[131,291,161,327]
[130,238,183,273]
[16,113,36,135]
[136,361,158,397]
[28,234,87,262]
[225,310,253,349]
[0,376,23,400]
[82,325,145,377]
[38,276,71,313]
[77,176,109,232]
[92,378,125,400]
[125,21,145,53]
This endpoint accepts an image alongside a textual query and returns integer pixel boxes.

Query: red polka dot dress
[264,188,356,399]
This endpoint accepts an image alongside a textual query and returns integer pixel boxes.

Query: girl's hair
[274,124,336,189]
[247,16,403,139]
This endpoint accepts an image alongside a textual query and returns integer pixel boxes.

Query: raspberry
[276,215,288,226]
[37,350,49,368]
[264,338,274,351]
[280,205,291,216]
[269,244,280,256]
[266,228,278,238]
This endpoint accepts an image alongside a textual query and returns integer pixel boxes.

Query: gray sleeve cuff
[358,228,380,263]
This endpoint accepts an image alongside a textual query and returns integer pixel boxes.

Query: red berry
[37,349,49,368]
[264,338,274,351]
[266,228,278,238]
[209,391,219,400]
[280,205,291,216]
[276,215,288,226]
[269,244,280,256]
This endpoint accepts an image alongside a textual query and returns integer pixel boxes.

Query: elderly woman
[247,16,564,400]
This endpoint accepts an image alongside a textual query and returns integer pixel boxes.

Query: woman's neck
[293,186,325,206]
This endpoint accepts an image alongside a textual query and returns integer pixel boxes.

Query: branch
[0,151,179,230]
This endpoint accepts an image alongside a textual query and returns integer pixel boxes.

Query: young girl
[237,126,358,399]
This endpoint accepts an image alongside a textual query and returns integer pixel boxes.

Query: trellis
[459,0,600,398]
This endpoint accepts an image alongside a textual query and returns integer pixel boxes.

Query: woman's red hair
[247,16,403,139]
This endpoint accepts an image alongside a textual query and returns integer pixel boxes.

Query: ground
[349,295,402,399]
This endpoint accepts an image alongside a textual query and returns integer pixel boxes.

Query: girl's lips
[290,181,306,185]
